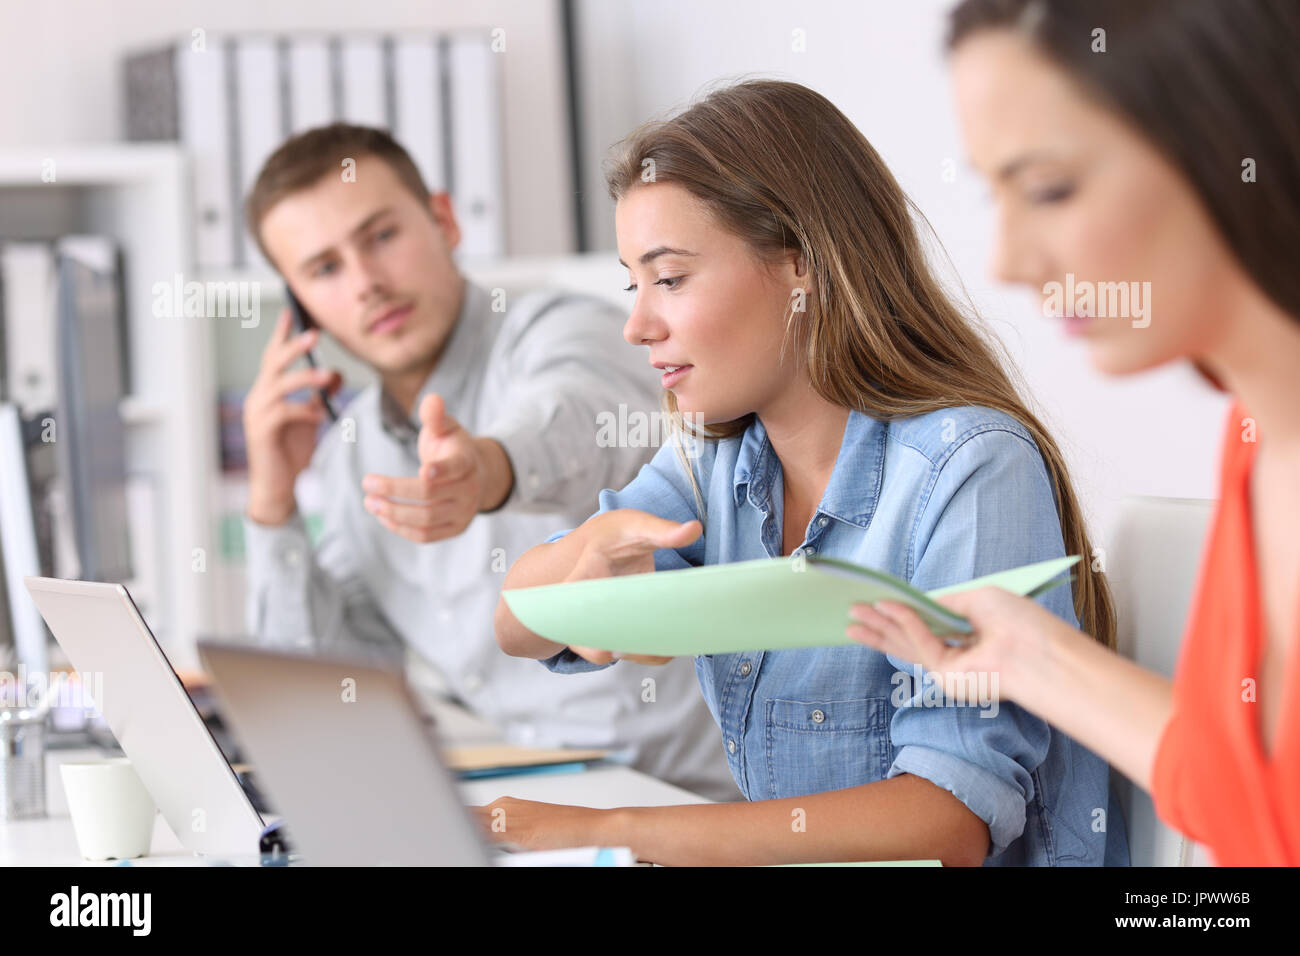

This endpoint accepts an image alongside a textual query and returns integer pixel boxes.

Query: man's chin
[361,338,440,374]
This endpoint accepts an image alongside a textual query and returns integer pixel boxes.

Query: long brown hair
[605,78,1116,649]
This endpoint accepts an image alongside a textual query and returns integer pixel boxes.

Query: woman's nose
[623,296,662,346]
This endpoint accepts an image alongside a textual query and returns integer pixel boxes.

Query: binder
[338,35,387,128]
[234,36,285,270]
[285,35,333,134]
[391,35,446,192]
[0,242,58,416]
[0,403,48,678]
[174,36,237,270]
[53,237,133,585]
[447,34,505,257]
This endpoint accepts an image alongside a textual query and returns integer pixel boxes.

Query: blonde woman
[490,79,1126,866]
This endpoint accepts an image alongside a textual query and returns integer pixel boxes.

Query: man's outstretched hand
[362,393,513,543]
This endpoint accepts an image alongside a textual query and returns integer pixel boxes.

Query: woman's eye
[313,261,338,278]
[1028,183,1076,204]
[624,275,685,292]
[375,227,397,242]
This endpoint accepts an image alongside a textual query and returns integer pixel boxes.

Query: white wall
[574,0,1230,547]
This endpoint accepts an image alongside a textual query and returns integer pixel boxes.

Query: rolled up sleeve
[529,441,712,674]
[885,426,1071,857]
[539,647,615,674]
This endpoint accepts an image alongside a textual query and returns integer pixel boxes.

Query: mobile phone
[285,285,339,422]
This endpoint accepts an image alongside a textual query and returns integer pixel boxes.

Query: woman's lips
[1061,312,1092,337]
[369,303,413,335]
[661,364,692,389]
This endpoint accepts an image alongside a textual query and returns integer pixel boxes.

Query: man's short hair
[244,123,433,266]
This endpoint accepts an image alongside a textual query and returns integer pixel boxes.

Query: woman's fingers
[569,644,616,665]
[846,600,953,672]
[612,653,674,665]
[873,601,953,671]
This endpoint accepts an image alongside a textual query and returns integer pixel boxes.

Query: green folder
[502,554,1080,657]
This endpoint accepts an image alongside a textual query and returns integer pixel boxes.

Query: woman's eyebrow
[618,246,699,268]
[995,150,1065,182]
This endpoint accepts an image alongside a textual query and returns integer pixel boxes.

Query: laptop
[23,576,266,856]
[25,576,627,866]
[196,639,488,866]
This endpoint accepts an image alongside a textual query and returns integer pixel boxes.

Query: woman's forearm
[1004,618,1174,790]
[493,528,591,659]
[601,774,990,867]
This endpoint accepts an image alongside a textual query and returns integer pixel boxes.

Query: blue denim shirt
[541,406,1130,866]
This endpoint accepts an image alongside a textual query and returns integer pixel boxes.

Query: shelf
[4,142,213,672]
[194,250,629,306]
[0,143,187,187]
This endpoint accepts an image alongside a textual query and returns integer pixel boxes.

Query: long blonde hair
[605,78,1115,649]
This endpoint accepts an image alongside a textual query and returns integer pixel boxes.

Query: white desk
[0,696,709,867]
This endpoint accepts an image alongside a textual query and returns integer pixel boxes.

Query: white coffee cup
[59,758,156,861]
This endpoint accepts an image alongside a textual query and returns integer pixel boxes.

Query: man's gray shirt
[242,279,737,800]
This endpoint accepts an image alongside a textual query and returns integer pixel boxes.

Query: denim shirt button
[804,546,816,556]
[816,516,829,528]
[810,708,826,724]
[727,739,737,754]
[739,660,752,677]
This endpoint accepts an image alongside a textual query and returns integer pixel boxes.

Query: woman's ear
[769,249,811,303]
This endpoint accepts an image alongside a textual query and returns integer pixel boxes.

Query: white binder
[338,35,387,128]
[1,242,58,416]
[448,34,505,257]
[286,35,333,134]
[234,36,285,270]
[391,35,446,193]
[176,37,236,270]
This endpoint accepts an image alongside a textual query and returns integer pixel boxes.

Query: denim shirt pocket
[764,697,892,800]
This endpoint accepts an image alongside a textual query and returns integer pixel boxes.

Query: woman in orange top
[847,0,1300,865]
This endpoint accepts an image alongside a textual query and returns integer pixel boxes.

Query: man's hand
[362,392,513,543]
[244,308,342,526]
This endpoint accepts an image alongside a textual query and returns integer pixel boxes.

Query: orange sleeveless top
[1150,403,1300,865]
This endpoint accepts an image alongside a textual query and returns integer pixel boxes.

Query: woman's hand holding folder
[561,510,702,666]
[494,507,701,664]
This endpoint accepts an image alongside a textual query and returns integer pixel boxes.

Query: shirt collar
[379,278,490,443]
[732,409,886,528]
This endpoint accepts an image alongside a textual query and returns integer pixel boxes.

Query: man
[239,123,735,800]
